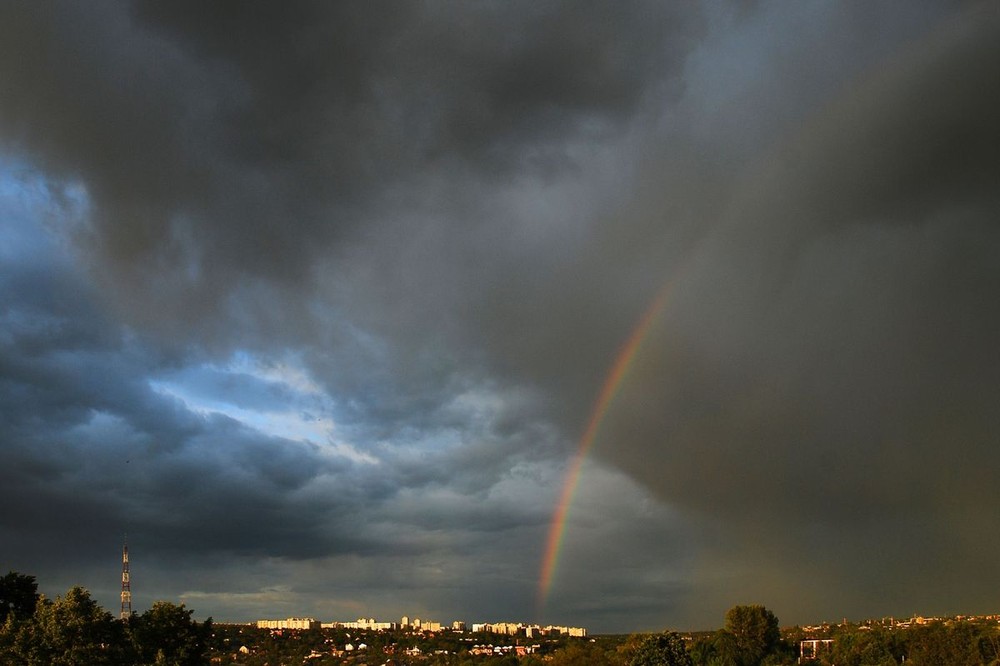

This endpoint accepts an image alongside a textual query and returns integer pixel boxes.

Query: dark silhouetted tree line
[637,604,1000,666]
[0,571,212,666]
[819,618,1000,666]
[8,574,998,666]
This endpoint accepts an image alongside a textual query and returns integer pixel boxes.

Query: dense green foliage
[818,619,1000,666]
[0,571,39,623]
[725,605,781,666]
[627,631,693,666]
[130,600,213,666]
[686,605,792,666]
[828,626,901,666]
[0,571,211,665]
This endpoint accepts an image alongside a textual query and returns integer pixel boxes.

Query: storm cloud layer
[1,1,998,632]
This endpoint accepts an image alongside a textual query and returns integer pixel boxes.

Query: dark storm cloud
[592,4,1000,620]
[0,210,551,607]
[0,0,700,340]
[0,251,335,560]
[2,0,995,633]
[0,181,566,624]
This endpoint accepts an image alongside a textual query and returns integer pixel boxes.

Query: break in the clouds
[1,0,998,633]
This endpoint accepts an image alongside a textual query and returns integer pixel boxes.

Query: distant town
[220,609,1000,664]
[5,569,1000,665]
[255,615,587,638]
[242,616,589,660]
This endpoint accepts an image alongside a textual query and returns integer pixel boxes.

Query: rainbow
[536,279,677,615]
[533,6,979,618]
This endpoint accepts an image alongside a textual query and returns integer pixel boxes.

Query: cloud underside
[0,0,998,631]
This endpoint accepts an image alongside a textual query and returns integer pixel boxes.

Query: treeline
[623,604,1000,666]
[0,571,212,666]
[5,571,1000,666]
[621,605,791,666]
[198,607,1000,666]
[792,619,1000,666]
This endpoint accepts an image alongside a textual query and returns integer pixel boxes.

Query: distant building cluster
[255,615,586,637]
[256,618,320,630]
[469,644,539,657]
[399,616,443,632]
[472,622,587,638]
[328,617,395,631]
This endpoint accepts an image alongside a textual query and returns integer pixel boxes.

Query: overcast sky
[2,1,999,634]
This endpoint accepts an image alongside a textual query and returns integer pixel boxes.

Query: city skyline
[2,1,999,635]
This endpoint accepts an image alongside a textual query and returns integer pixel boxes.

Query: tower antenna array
[120,538,131,620]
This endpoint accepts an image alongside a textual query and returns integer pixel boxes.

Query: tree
[724,605,781,666]
[29,586,130,665]
[830,626,898,666]
[129,600,212,666]
[712,629,742,666]
[546,639,617,665]
[0,572,42,664]
[905,621,980,666]
[0,571,39,622]
[629,632,694,666]
[688,633,717,666]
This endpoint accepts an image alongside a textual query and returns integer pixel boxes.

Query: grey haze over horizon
[1,0,999,633]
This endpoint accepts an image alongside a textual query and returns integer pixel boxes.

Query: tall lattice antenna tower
[120,537,131,620]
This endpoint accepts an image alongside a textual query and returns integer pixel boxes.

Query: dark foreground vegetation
[3,571,1000,665]
[0,571,211,665]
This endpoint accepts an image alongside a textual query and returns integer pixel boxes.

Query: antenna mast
[120,538,131,620]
